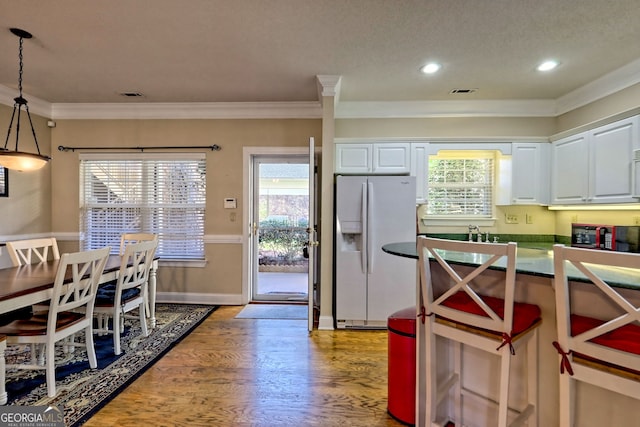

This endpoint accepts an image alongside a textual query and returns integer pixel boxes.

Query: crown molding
[316,75,342,108]
[555,58,640,115]
[335,99,558,118]
[51,101,322,120]
[0,85,53,118]
[1,58,639,120]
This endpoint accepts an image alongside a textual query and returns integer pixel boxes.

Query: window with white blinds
[80,153,206,259]
[0,167,7,197]
[427,153,494,218]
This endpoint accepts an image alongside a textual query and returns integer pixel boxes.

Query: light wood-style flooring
[84,305,406,426]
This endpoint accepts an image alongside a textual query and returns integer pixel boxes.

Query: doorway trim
[242,147,310,305]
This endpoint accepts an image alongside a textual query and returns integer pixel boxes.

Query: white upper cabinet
[335,143,410,174]
[497,142,550,205]
[551,115,640,204]
[410,142,429,204]
[335,143,371,174]
[551,133,590,204]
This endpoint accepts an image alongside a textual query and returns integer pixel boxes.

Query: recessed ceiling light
[420,63,441,74]
[537,60,559,72]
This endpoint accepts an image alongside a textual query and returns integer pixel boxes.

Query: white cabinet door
[335,144,372,173]
[551,133,590,204]
[511,143,550,205]
[589,117,639,203]
[335,142,411,174]
[410,142,429,203]
[372,143,410,174]
[551,115,640,205]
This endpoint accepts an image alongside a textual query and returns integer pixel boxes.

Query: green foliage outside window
[427,157,493,217]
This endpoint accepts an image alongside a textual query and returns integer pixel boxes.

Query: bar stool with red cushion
[552,244,640,426]
[417,237,541,427]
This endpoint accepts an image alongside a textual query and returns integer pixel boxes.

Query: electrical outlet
[571,215,578,223]
[505,213,519,224]
[634,217,640,225]
[526,214,533,224]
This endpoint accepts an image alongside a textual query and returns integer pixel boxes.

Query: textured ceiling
[1,0,640,105]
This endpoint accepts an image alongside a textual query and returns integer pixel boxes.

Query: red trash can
[387,306,416,425]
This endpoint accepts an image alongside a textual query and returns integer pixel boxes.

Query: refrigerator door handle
[361,182,368,274]
[367,181,374,274]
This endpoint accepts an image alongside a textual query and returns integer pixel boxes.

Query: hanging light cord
[3,31,44,156]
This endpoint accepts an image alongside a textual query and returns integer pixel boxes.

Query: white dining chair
[552,244,640,426]
[6,237,60,267]
[0,246,110,397]
[5,238,61,350]
[119,233,157,256]
[94,239,157,355]
[119,233,157,318]
[417,236,541,427]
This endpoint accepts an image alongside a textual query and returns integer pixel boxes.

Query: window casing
[80,153,206,260]
[427,151,495,219]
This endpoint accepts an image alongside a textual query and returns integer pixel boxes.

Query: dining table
[0,254,159,405]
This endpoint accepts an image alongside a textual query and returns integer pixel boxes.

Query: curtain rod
[58,144,221,152]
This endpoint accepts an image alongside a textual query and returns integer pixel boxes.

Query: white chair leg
[85,325,97,369]
[424,320,437,426]
[140,304,148,337]
[527,330,539,427]
[497,345,512,427]
[113,311,122,356]
[453,341,462,425]
[45,343,56,398]
[558,370,574,427]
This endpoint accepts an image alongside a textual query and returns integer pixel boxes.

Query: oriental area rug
[4,303,217,426]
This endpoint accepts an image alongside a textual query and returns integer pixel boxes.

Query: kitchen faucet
[468,225,481,242]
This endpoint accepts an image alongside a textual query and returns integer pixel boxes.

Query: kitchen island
[382,240,640,427]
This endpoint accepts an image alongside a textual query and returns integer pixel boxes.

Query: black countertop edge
[382,241,640,291]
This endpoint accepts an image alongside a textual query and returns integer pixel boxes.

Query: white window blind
[427,153,494,217]
[0,167,6,196]
[80,153,206,259]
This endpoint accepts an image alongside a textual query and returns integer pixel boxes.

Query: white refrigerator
[334,175,417,329]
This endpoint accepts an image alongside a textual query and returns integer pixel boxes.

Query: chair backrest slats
[119,233,157,256]
[553,244,640,371]
[48,246,110,330]
[6,238,60,266]
[418,236,517,334]
[114,239,158,306]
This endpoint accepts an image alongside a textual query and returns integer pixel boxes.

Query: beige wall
[3,82,640,313]
[556,82,640,133]
[0,104,52,237]
[50,118,321,298]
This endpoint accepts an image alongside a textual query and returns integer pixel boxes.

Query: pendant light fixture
[0,28,50,172]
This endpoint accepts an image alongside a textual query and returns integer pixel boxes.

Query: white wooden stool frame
[417,236,539,427]
[552,244,640,427]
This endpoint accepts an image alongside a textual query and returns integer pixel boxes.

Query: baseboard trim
[156,292,243,306]
[318,315,335,330]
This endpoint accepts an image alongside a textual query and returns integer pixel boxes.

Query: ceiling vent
[449,88,477,94]
[119,92,144,97]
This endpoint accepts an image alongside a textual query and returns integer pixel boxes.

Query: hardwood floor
[84,306,407,427]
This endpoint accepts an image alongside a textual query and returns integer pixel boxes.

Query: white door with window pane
[251,156,310,303]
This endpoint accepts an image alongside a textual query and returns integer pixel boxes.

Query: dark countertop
[382,241,640,290]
